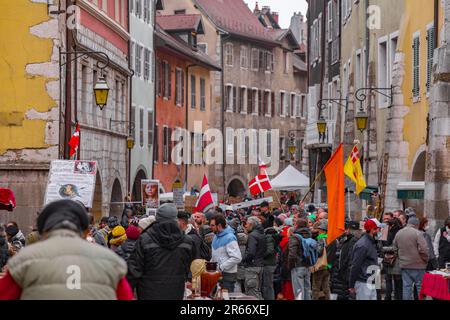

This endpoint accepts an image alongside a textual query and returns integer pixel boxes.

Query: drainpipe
[220,33,231,197]
[64,0,73,160]
[128,5,133,196]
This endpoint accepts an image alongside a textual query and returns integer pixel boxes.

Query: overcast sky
[245,0,308,28]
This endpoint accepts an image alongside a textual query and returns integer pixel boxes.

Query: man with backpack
[288,218,316,300]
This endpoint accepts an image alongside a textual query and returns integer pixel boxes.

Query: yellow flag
[344,145,367,195]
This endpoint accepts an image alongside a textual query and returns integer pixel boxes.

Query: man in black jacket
[127,204,195,300]
[330,221,361,300]
[262,223,279,300]
[178,211,210,261]
[243,216,266,300]
[349,218,381,300]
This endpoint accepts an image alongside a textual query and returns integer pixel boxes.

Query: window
[225,43,233,66]
[355,50,362,90]
[163,127,169,163]
[139,108,144,147]
[191,75,196,108]
[147,111,153,149]
[81,65,88,123]
[251,48,259,71]
[267,131,272,157]
[258,90,263,115]
[144,0,150,23]
[154,124,159,162]
[135,44,142,77]
[252,89,258,114]
[239,87,246,113]
[301,95,306,118]
[136,0,142,18]
[378,38,388,106]
[265,51,273,72]
[264,91,270,115]
[144,49,151,81]
[233,87,238,113]
[291,94,296,117]
[198,43,207,54]
[224,85,233,111]
[156,59,162,96]
[280,137,286,160]
[427,24,435,92]
[280,92,286,116]
[283,51,289,73]
[175,68,184,106]
[271,92,275,117]
[131,106,136,143]
[164,61,171,99]
[327,1,333,43]
[413,33,420,99]
[318,13,322,59]
[390,34,398,85]
[247,88,253,114]
[200,78,206,111]
[240,46,249,69]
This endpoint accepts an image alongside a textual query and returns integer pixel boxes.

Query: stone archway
[92,171,103,221]
[132,169,147,202]
[227,178,246,198]
[412,151,426,182]
[110,179,123,218]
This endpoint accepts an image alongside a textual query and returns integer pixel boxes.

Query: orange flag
[324,144,345,245]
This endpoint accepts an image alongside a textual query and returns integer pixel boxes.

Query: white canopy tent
[270,165,310,191]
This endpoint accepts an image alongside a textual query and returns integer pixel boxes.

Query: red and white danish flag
[194,175,215,213]
[68,123,80,158]
[249,160,273,196]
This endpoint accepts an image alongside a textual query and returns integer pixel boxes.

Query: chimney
[272,12,279,24]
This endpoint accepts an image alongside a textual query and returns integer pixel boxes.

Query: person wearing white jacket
[210,214,242,293]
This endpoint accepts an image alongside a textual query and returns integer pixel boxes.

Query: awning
[397,181,425,200]
[359,186,379,201]
[0,188,16,211]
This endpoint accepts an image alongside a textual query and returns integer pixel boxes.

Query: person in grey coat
[393,216,429,300]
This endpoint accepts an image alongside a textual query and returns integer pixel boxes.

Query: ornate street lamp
[355,106,369,133]
[317,115,327,136]
[127,136,135,150]
[94,75,110,110]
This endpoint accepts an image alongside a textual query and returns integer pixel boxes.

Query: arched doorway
[110,179,123,218]
[412,151,426,181]
[408,150,426,217]
[227,178,246,198]
[92,171,103,221]
[132,170,147,202]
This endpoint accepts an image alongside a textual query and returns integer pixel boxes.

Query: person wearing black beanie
[0,199,133,300]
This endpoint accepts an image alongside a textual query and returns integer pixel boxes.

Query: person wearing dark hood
[0,200,133,300]
[382,217,403,300]
[242,216,266,300]
[126,203,195,300]
[5,222,25,256]
[288,218,315,300]
[121,207,133,230]
[261,216,280,300]
[0,226,9,271]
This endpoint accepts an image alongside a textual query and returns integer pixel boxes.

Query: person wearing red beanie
[117,226,141,262]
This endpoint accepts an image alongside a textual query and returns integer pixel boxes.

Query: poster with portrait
[142,180,160,210]
[44,160,97,208]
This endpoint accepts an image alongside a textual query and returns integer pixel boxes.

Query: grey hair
[246,216,261,227]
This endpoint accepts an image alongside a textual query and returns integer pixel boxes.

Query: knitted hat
[125,225,141,240]
[138,216,155,230]
[156,203,178,222]
[407,216,420,227]
[112,225,126,237]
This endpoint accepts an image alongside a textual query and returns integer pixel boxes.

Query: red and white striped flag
[68,123,80,158]
[258,157,268,175]
[249,172,272,196]
[194,175,215,213]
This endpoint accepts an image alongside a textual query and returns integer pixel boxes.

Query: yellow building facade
[0,1,61,227]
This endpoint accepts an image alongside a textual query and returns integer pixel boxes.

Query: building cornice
[77,0,130,41]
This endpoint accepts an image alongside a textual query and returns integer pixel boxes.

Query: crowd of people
[0,198,449,300]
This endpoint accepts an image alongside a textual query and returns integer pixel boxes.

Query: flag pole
[301,165,326,203]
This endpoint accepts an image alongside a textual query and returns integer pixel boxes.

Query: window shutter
[413,36,420,97]
[258,90,263,115]
[182,70,185,106]
[427,26,435,92]
[271,92,275,117]
[167,64,172,99]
